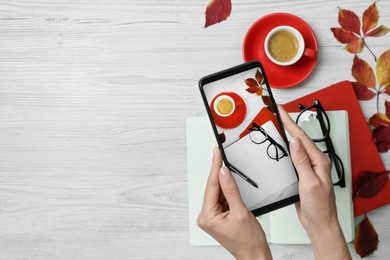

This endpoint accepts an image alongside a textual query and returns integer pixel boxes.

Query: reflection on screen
[203,67,298,211]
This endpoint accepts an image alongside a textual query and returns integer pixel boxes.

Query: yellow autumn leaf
[376,49,390,87]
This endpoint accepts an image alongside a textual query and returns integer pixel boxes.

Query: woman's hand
[197,147,272,260]
[279,105,351,260]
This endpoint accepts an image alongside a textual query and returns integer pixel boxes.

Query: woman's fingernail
[214,146,218,155]
[220,167,231,181]
[291,137,301,151]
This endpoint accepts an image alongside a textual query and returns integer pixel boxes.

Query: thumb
[219,167,246,212]
[290,137,317,183]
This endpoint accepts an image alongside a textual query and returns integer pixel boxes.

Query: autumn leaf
[245,78,258,88]
[255,88,263,96]
[355,216,379,258]
[255,70,264,85]
[384,86,390,96]
[368,113,390,128]
[345,38,364,54]
[354,171,389,198]
[366,25,390,37]
[376,49,390,87]
[338,8,360,35]
[262,95,275,113]
[386,100,390,118]
[204,0,232,28]
[218,132,226,144]
[373,125,390,153]
[331,2,388,57]
[245,86,258,94]
[352,55,376,89]
[362,2,379,35]
[330,28,358,43]
[351,82,376,100]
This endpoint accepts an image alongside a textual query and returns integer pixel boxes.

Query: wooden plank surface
[0,0,389,259]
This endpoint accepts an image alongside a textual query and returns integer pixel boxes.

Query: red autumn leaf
[255,70,264,85]
[262,95,275,113]
[384,85,390,96]
[355,171,380,191]
[345,38,364,54]
[330,27,359,44]
[376,140,390,153]
[376,49,390,87]
[245,78,258,88]
[373,125,390,153]
[351,82,376,100]
[368,113,390,128]
[218,132,226,144]
[255,88,263,96]
[386,100,390,118]
[354,170,389,198]
[338,8,361,35]
[354,216,379,258]
[204,0,232,28]
[362,2,379,35]
[246,86,258,94]
[366,25,390,37]
[352,55,376,89]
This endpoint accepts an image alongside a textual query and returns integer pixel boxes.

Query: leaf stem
[376,92,380,114]
[363,38,377,62]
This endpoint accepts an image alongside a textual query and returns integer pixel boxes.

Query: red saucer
[211,92,247,129]
[243,13,318,88]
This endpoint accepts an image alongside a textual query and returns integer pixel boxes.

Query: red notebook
[283,81,389,216]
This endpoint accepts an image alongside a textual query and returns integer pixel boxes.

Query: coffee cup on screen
[214,95,235,117]
[264,26,316,66]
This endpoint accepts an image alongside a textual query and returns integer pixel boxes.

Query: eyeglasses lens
[297,109,329,140]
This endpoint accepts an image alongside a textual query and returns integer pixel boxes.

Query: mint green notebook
[186,111,354,245]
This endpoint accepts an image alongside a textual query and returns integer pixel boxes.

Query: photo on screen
[202,66,298,211]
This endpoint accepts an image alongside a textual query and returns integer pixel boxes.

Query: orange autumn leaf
[330,28,359,44]
[255,88,263,96]
[355,216,379,258]
[376,49,390,87]
[351,82,376,100]
[338,8,360,35]
[255,70,264,85]
[245,78,258,88]
[366,25,390,37]
[362,2,379,35]
[352,55,376,89]
[204,0,232,28]
[345,38,364,54]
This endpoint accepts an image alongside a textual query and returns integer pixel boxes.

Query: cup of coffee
[264,25,316,66]
[214,95,235,117]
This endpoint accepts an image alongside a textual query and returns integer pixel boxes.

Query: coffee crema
[217,98,234,115]
[268,30,299,62]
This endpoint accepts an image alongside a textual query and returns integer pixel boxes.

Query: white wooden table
[0,1,389,259]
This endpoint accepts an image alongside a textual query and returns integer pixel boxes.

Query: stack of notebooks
[186,81,389,245]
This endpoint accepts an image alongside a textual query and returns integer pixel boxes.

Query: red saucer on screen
[211,92,247,129]
[242,13,318,88]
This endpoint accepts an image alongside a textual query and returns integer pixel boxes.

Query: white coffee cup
[214,95,235,117]
[264,25,316,66]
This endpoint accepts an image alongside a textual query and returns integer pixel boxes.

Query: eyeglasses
[248,123,288,161]
[295,100,346,188]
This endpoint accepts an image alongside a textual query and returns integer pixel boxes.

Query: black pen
[229,164,258,188]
